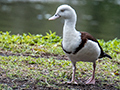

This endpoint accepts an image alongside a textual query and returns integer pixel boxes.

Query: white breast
[66,40,101,62]
[62,30,81,53]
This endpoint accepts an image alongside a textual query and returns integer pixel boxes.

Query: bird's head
[49,4,77,20]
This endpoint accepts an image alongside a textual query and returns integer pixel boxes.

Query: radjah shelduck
[49,4,112,84]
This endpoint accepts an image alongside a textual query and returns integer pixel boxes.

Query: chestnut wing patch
[73,32,103,55]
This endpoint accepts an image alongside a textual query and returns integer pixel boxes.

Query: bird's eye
[61,10,65,12]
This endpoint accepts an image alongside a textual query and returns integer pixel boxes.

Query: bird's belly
[66,40,101,62]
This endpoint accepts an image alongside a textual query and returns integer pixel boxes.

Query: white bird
[49,4,112,84]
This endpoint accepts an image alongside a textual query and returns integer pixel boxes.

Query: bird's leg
[67,62,78,84]
[86,62,96,84]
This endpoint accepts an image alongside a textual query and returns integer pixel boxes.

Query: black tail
[103,53,112,59]
[99,53,112,59]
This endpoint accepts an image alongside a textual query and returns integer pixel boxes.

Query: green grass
[0,31,120,89]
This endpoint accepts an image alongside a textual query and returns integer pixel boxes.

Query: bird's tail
[99,53,112,59]
[103,53,112,59]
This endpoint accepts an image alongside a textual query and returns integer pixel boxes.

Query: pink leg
[86,62,96,84]
[67,62,78,84]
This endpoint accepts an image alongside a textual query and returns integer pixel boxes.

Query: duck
[48,4,112,84]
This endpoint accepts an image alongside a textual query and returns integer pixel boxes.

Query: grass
[0,31,120,90]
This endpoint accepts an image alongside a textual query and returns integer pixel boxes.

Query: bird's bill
[48,14,60,20]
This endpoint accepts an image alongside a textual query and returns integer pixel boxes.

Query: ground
[0,51,119,90]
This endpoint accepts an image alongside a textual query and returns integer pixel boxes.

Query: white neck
[64,18,76,28]
[63,14,78,37]
[62,17,82,53]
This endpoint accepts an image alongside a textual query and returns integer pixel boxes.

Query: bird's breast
[66,40,101,62]
[62,33,81,53]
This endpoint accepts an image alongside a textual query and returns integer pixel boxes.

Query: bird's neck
[63,17,77,36]
[63,17,82,47]
[62,18,82,53]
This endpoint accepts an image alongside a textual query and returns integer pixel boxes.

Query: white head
[49,4,77,21]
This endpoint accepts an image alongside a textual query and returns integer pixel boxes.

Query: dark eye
[61,9,65,12]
